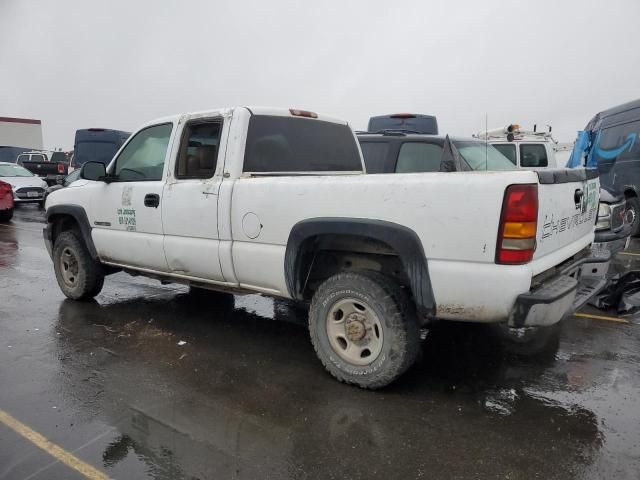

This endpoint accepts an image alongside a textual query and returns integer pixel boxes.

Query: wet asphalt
[0,205,639,480]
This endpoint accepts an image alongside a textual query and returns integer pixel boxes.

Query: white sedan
[0,162,48,205]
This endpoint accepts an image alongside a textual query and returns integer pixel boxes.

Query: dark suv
[357,132,514,173]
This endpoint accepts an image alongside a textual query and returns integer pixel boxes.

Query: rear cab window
[520,143,548,167]
[243,116,362,173]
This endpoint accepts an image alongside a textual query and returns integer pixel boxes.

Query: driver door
[90,122,175,272]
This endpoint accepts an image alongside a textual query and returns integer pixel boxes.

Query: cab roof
[139,107,349,129]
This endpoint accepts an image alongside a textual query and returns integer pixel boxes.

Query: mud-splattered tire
[309,271,420,389]
[53,231,104,300]
[0,208,13,222]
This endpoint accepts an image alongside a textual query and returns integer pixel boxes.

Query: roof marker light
[289,109,318,119]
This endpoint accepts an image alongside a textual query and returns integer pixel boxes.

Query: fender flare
[284,218,435,315]
[46,204,98,260]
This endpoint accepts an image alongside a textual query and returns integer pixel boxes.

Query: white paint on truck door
[91,123,174,272]
[162,117,226,281]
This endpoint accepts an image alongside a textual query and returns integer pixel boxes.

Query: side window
[17,154,28,165]
[359,141,390,173]
[175,120,222,179]
[395,142,443,173]
[520,144,548,167]
[492,144,517,165]
[113,123,173,181]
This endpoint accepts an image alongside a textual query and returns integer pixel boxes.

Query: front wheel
[626,197,640,237]
[53,231,105,300]
[309,271,420,389]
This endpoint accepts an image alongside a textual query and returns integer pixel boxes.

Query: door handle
[144,193,160,208]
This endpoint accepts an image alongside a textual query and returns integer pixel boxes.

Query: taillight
[496,184,538,264]
[0,181,12,194]
[57,163,65,174]
[390,113,416,119]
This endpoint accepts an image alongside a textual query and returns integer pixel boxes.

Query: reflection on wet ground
[0,205,639,479]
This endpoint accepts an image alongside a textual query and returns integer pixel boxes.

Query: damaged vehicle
[45,107,604,388]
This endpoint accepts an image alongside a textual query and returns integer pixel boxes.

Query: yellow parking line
[619,251,640,257]
[0,409,109,480]
[573,312,630,323]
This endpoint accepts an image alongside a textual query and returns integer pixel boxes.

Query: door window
[175,120,222,179]
[492,144,517,165]
[519,144,548,167]
[113,123,173,181]
[395,142,443,173]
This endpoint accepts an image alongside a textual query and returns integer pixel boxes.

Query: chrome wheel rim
[626,205,637,228]
[326,297,383,366]
[59,247,79,287]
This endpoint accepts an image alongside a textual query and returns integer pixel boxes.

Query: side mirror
[80,161,107,181]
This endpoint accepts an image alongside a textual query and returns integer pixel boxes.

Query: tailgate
[535,169,599,259]
[23,162,58,176]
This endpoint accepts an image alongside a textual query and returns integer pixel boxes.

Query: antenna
[485,113,488,170]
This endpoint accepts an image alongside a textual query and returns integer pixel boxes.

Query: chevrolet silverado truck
[44,107,604,388]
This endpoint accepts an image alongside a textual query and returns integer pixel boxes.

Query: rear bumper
[509,249,611,327]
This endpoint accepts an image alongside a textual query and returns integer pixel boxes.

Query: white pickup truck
[44,107,604,388]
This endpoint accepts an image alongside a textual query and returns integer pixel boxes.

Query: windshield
[74,141,120,167]
[453,141,516,171]
[0,164,34,177]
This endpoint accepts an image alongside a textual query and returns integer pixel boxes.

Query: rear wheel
[626,197,640,237]
[309,271,420,389]
[0,208,13,222]
[53,231,104,300]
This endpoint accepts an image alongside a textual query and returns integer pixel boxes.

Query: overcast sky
[1,0,639,149]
